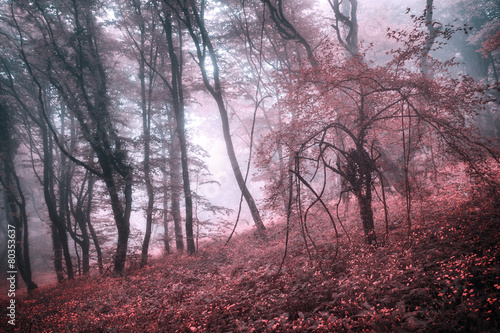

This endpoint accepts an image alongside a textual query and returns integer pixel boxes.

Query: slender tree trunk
[162,13,195,253]
[0,102,38,291]
[176,113,195,254]
[177,1,266,232]
[17,176,36,290]
[67,117,91,275]
[39,102,73,281]
[74,205,91,274]
[9,0,133,275]
[86,174,103,273]
[169,117,184,252]
[139,30,155,267]
[160,114,171,255]
[90,62,133,275]
[216,96,266,232]
[1,165,38,290]
[57,104,75,280]
[162,159,171,254]
[99,159,132,274]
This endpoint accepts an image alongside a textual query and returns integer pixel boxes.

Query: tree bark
[138,17,155,267]
[161,111,173,254]
[214,96,266,232]
[162,149,171,254]
[345,146,377,245]
[0,102,38,291]
[39,101,74,281]
[162,11,195,253]
[169,122,185,252]
[356,180,376,245]
[175,0,266,232]
[86,174,103,273]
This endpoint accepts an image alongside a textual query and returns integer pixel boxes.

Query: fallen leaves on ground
[1,197,499,332]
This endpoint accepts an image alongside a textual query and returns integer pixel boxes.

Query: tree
[120,0,160,267]
[262,17,499,245]
[0,100,38,291]
[165,0,266,234]
[39,89,75,281]
[159,6,196,253]
[0,52,75,281]
[438,0,499,137]
[167,114,185,251]
[5,0,134,274]
[221,0,305,217]
[68,164,96,275]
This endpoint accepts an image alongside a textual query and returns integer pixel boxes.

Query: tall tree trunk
[2,177,38,290]
[9,0,133,275]
[160,114,172,254]
[39,102,74,281]
[169,126,184,252]
[178,1,266,232]
[98,158,132,274]
[57,103,75,280]
[86,174,103,273]
[215,96,266,232]
[74,202,91,274]
[0,102,38,291]
[162,12,195,253]
[162,157,171,255]
[139,27,155,267]
[177,109,195,254]
[67,117,91,275]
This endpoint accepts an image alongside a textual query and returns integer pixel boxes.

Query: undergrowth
[1,194,499,332]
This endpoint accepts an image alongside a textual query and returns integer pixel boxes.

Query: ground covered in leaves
[1,196,499,332]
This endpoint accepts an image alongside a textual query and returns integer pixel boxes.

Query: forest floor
[1,194,500,332]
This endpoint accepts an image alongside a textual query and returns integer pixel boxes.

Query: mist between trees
[0,0,498,289]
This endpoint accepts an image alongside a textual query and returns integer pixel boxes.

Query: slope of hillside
[1,195,499,332]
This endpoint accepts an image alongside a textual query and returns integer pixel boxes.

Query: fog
[0,0,497,288]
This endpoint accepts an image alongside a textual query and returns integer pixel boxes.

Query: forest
[0,0,499,331]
